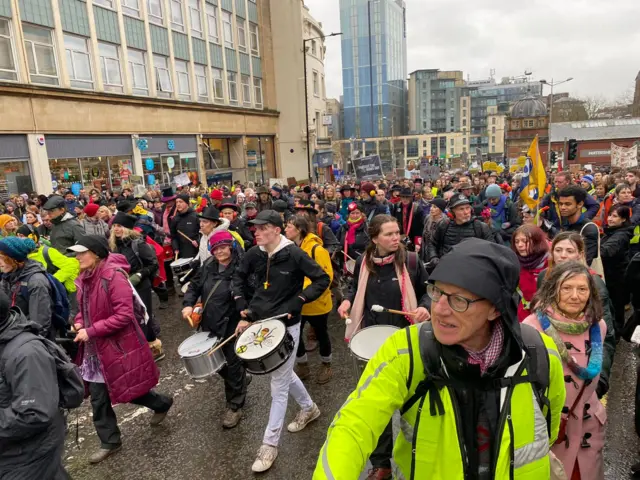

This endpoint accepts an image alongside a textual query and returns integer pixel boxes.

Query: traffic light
[567,139,578,160]
[550,151,557,166]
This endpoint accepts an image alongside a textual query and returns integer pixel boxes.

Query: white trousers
[263,322,314,446]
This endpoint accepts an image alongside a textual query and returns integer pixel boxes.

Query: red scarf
[346,217,364,245]
[402,203,414,236]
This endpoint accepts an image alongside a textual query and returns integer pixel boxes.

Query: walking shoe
[287,403,320,433]
[251,444,278,473]
[305,327,318,352]
[316,362,332,384]
[149,339,165,362]
[366,467,393,480]
[245,373,253,387]
[89,445,122,464]
[150,397,173,426]
[222,408,242,429]
[159,300,169,310]
[294,361,311,380]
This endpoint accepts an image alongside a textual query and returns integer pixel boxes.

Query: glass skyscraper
[340,0,407,140]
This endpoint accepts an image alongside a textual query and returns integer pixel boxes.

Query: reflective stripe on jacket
[314,323,566,479]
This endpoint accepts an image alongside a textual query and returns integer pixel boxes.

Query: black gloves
[288,296,306,318]
[235,297,248,314]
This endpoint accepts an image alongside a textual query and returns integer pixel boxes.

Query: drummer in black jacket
[170,193,200,259]
[220,201,254,249]
[182,230,247,429]
[232,209,330,473]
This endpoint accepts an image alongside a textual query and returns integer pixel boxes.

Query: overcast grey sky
[304,0,639,103]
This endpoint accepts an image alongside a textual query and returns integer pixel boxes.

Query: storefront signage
[167,140,175,151]
[166,157,176,170]
[247,150,258,167]
[37,135,45,146]
[137,138,149,151]
[581,149,611,157]
[145,158,155,170]
[352,155,384,181]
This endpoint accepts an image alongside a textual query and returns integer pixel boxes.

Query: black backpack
[1,331,84,410]
[400,323,551,435]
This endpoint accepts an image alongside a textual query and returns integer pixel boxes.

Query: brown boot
[366,467,392,480]
[306,327,318,352]
[148,339,165,362]
[222,408,243,429]
[294,361,311,380]
[316,362,332,384]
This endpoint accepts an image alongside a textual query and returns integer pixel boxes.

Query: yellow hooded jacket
[299,233,333,316]
[28,244,80,293]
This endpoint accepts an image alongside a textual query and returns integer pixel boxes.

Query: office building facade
[340,0,407,140]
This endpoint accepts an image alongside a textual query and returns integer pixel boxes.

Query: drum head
[178,332,218,358]
[235,319,286,360]
[171,257,193,267]
[349,325,399,361]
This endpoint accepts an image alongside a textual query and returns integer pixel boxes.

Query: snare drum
[235,319,294,375]
[348,325,399,381]
[170,257,193,283]
[178,332,226,379]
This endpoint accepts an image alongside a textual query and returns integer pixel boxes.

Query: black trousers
[296,313,332,360]
[137,284,160,341]
[153,282,169,302]
[608,284,629,337]
[370,421,393,469]
[217,340,247,411]
[89,382,173,449]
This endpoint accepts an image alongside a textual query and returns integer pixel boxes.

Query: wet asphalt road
[63,293,640,480]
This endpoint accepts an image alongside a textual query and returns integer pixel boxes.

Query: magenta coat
[75,253,160,405]
[523,313,606,480]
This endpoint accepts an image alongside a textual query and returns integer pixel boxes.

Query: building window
[211,67,224,102]
[321,75,326,99]
[98,42,122,93]
[127,49,148,95]
[154,54,172,97]
[122,0,140,17]
[311,39,316,56]
[492,145,496,153]
[312,70,319,96]
[462,119,467,127]
[205,4,219,43]
[0,20,18,81]
[175,59,190,100]
[422,140,426,147]
[422,121,427,129]
[194,64,208,101]
[188,0,203,38]
[253,77,262,108]
[93,0,114,8]
[241,74,251,106]
[170,0,185,31]
[148,0,164,25]
[463,137,466,145]
[511,120,520,129]
[222,11,233,48]
[462,109,467,117]
[237,18,247,53]
[450,148,454,155]
[492,117,496,125]
[462,99,466,107]
[249,22,259,56]
[23,24,59,85]
[227,71,238,104]
[492,136,495,143]
[450,117,454,127]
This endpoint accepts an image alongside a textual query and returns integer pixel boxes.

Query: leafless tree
[579,95,609,119]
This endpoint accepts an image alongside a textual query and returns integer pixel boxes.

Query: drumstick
[208,333,237,355]
[339,250,357,262]
[186,315,194,328]
[177,230,193,242]
[371,304,417,317]
[175,252,179,261]
[180,269,193,283]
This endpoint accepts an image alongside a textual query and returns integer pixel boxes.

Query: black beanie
[177,193,190,204]
[112,211,137,230]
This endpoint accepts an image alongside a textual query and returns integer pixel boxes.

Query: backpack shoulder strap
[317,222,324,238]
[42,246,52,271]
[519,323,551,436]
[473,219,483,238]
[311,243,319,261]
[406,251,418,280]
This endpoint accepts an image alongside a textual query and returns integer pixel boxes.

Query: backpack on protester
[19,272,70,332]
[0,331,84,409]
[100,269,149,327]
[41,245,60,275]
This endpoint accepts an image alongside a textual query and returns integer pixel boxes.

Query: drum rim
[235,319,287,360]
[243,331,294,374]
[178,332,219,358]
[170,257,194,266]
[348,324,400,358]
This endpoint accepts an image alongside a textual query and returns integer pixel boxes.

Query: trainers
[251,444,278,473]
[245,373,253,387]
[149,339,165,362]
[287,403,320,433]
[150,397,173,426]
[366,468,393,480]
[89,445,122,464]
[294,361,311,380]
[222,408,242,429]
[316,362,332,384]
[159,301,169,310]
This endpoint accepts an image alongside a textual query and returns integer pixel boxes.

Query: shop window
[170,0,185,32]
[175,59,191,100]
[244,136,275,184]
[0,19,18,81]
[227,71,238,105]
[253,77,262,109]
[189,0,203,38]
[148,0,164,25]
[237,18,247,53]
[0,161,33,196]
[50,156,133,191]
[154,54,173,98]
[212,67,224,102]
[241,74,251,107]
[205,4,219,44]
[98,42,123,93]
[122,0,140,17]
[22,24,59,85]
[249,23,259,56]
[128,49,148,95]
[203,138,230,170]
[194,64,208,102]
[222,11,233,48]
[64,34,93,89]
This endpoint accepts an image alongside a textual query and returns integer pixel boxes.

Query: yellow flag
[519,136,547,209]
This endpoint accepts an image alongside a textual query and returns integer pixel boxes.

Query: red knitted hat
[84,203,100,217]
[211,189,224,201]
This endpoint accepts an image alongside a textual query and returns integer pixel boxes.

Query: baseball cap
[67,235,110,259]
[248,209,284,229]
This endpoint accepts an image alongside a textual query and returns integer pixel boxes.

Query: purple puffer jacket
[74,253,159,404]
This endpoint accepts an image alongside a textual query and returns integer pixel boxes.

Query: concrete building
[505,95,549,161]
[340,0,407,139]
[408,69,463,135]
[326,97,342,140]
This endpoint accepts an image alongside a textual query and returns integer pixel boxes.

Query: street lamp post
[303,32,342,182]
[540,77,573,166]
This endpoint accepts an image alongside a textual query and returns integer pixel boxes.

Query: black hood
[0,308,38,345]
[430,238,523,346]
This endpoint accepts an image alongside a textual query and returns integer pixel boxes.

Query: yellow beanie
[0,214,15,229]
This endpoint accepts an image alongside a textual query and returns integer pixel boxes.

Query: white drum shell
[178,333,226,379]
[348,325,399,381]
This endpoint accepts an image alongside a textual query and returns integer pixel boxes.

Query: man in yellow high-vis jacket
[315,239,566,480]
